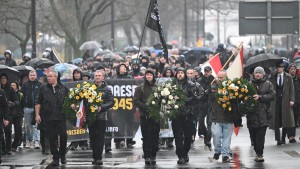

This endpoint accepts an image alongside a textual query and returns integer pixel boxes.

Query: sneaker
[289,138,297,143]
[105,148,112,153]
[29,141,34,149]
[34,141,40,149]
[150,157,156,165]
[11,148,17,152]
[213,153,221,160]
[254,155,264,162]
[51,160,59,167]
[145,158,151,165]
[222,156,230,163]
[120,141,125,147]
[184,155,189,163]
[61,156,67,164]
[92,159,103,165]
[177,158,185,165]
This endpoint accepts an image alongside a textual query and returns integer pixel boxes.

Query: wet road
[2,118,300,168]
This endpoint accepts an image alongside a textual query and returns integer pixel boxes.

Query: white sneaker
[34,141,40,149]
[25,141,31,148]
[29,141,34,149]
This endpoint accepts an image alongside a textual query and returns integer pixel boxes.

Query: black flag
[145,0,168,63]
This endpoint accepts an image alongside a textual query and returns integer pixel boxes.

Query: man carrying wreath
[134,69,159,165]
[86,70,114,165]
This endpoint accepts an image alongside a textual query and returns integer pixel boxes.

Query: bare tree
[0,0,32,56]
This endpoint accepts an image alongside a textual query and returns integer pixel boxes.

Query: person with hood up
[0,73,18,155]
[19,52,32,65]
[140,55,150,68]
[129,59,143,78]
[172,67,202,164]
[4,50,17,67]
[247,67,275,162]
[134,69,159,165]
[162,67,174,78]
[269,61,295,145]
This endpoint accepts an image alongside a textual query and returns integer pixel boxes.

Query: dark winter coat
[291,75,300,105]
[0,89,9,120]
[5,58,17,67]
[35,82,68,121]
[91,80,115,120]
[269,72,295,129]
[21,80,42,108]
[134,70,156,117]
[1,84,18,121]
[246,78,275,128]
[197,75,214,102]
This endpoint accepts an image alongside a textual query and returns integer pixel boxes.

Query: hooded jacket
[4,50,17,67]
[115,63,132,79]
[0,89,9,120]
[162,67,174,77]
[72,68,83,81]
[134,69,156,117]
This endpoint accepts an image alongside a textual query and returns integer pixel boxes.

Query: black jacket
[292,75,300,105]
[134,74,156,117]
[92,81,115,120]
[21,80,42,108]
[5,58,17,67]
[0,89,9,120]
[35,82,68,121]
[197,75,214,102]
[247,78,275,128]
[1,84,18,121]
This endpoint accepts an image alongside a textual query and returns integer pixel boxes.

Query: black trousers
[198,103,208,137]
[40,128,50,153]
[89,119,106,161]
[249,126,267,155]
[2,123,12,153]
[12,116,23,149]
[0,118,3,157]
[172,115,193,159]
[140,116,160,158]
[45,120,67,160]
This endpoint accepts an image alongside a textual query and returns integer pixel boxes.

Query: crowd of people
[0,44,299,167]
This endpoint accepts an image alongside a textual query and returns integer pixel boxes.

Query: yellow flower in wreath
[85,95,90,99]
[245,89,248,93]
[226,101,230,105]
[90,106,95,112]
[86,83,90,87]
[92,85,97,90]
[237,81,241,84]
[98,92,103,97]
[96,99,100,103]
[228,107,232,111]
[83,89,87,93]
[77,84,81,88]
[244,96,248,100]
[241,88,245,92]
[75,96,80,100]
[228,80,232,84]
[235,92,238,96]
[83,81,87,84]
[222,104,227,108]
[79,92,84,98]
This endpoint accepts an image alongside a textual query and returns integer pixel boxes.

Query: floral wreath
[146,81,187,122]
[217,78,256,115]
[63,81,103,127]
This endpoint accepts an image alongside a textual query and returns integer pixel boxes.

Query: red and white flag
[76,100,85,128]
[226,47,244,79]
[200,53,222,77]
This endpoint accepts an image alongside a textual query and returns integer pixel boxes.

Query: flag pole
[210,42,243,85]
[137,0,153,59]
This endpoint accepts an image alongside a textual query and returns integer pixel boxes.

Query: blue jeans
[23,108,34,142]
[33,124,40,142]
[211,122,233,157]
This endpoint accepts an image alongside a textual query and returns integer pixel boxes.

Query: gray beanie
[254,66,265,75]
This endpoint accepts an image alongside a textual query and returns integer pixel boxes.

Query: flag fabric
[145,0,168,63]
[76,100,85,128]
[226,47,244,79]
[196,37,203,47]
[233,127,240,136]
[200,53,222,77]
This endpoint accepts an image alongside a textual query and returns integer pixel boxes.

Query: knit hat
[254,66,265,75]
[289,63,297,69]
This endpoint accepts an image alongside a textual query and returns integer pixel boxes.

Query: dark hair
[11,81,19,90]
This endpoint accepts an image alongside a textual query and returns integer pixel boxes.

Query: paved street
[2,118,300,168]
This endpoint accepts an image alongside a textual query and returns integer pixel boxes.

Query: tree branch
[89,14,134,31]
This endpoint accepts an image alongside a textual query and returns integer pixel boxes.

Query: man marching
[134,69,159,165]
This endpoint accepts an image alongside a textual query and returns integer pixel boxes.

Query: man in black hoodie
[4,50,17,67]
[0,73,18,155]
[0,88,9,163]
[172,67,201,164]
[134,69,159,165]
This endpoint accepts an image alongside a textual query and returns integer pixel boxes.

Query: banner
[65,79,142,141]
[145,0,168,63]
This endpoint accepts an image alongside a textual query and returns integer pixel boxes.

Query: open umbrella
[71,58,83,65]
[45,63,79,81]
[0,65,20,83]
[79,41,102,51]
[123,46,139,53]
[12,65,35,77]
[245,53,283,69]
[25,58,55,69]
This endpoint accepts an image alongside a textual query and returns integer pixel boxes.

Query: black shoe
[166,142,174,148]
[69,145,76,151]
[130,140,136,145]
[184,155,189,163]
[51,160,59,167]
[6,151,12,155]
[105,148,112,153]
[213,153,221,160]
[289,138,297,143]
[145,158,151,165]
[115,143,120,149]
[177,158,185,164]
[11,148,17,152]
[222,156,230,163]
[61,157,67,164]
[92,159,103,165]
[150,157,156,165]
[277,141,283,145]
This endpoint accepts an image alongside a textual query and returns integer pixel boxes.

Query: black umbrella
[153,43,172,50]
[13,65,35,75]
[0,65,20,83]
[25,58,55,69]
[245,53,283,69]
